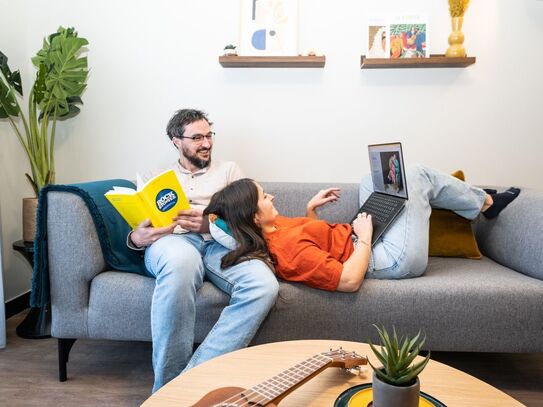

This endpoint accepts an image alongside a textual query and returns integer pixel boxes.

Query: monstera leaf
[0,80,18,118]
[31,27,88,120]
[0,51,23,94]
[0,51,22,118]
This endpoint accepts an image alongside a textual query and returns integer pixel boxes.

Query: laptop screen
[368,143,408,199]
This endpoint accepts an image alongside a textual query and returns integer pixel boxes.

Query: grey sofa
[47,182,543,381]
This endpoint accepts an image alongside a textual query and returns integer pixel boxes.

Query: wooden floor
[1,311,542,406]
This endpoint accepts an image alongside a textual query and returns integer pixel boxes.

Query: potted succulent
[0,26,89,241]
[368,325,431,407]
[223,44,238,56]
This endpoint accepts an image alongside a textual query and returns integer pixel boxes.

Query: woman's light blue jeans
[360,164,487,279]
[144,233,278,392]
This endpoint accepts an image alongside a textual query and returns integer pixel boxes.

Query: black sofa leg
[58,338,77,382]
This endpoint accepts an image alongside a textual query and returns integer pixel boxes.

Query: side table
[13,240,51,339]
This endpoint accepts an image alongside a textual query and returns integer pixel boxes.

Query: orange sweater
[264,216,354,291]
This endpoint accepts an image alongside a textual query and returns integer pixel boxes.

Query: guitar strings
[214,354,332,407]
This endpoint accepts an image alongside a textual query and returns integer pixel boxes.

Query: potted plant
[368,325,431,407]
[223,44,238,56]
[0,26,89,241]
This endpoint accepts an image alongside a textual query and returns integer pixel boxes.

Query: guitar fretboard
[214,353,332,406]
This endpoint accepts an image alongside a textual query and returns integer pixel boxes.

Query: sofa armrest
[48,191,107,338]
[475,188,543,280]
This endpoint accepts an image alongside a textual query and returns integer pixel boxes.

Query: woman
[203,165,519,293]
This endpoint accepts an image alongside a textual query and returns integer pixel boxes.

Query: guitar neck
[192,348,366,407]
[240,353,333,405]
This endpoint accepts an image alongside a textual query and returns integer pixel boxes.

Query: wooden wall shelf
[219,55,326,68]
[360,54,476,69]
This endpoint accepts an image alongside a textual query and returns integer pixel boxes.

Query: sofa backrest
[260,182,360,224]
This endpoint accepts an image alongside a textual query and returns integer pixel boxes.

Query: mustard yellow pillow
[428,170,482,259]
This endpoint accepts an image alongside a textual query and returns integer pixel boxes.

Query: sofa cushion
[428,170,482,259]
[87,271,229,341]
[86,256,543,353]
[428,209,482,259]
[253,256,543,352]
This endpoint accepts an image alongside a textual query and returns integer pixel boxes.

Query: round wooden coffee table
[142,340,523,406]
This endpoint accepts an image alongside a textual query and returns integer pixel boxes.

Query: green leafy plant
[0,26,89,195]
[368,325,431,386]
[223,44,237,50]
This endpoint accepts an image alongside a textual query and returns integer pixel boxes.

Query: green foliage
[390,24,426,36]
[368,325,431,387]
[0,26,89,195]
[0,52,22,118]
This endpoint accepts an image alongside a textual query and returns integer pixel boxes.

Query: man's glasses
[175,132,215,143]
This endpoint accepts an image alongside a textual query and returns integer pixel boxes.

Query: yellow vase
[446,16,466,58]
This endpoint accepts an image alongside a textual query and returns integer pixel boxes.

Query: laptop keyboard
[362,194,404,224]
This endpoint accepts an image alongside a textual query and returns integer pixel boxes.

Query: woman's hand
[352,213,373,246]
[337,213,373,292]
[306,188,341,218]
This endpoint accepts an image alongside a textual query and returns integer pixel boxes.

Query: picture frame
[239,0,299,56]
[390,14,429,58]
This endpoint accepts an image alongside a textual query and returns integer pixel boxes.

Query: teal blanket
[30,179,150,307]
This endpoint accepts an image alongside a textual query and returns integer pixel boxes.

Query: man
[129,109,279,392]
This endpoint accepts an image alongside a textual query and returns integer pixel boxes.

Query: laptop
[351,142,408,246]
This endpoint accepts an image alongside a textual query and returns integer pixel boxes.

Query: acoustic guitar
[191,347,367,407]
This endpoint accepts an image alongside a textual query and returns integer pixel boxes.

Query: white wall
[1,0,33,302]
[1,0,542,300]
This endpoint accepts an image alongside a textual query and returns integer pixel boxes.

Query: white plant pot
[372,371,420,407]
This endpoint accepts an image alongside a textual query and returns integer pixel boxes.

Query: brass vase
[22,197,38,242]
[446,16,466,57]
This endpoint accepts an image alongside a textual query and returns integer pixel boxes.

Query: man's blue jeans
[360,164,487,279]
[144,233,278,392]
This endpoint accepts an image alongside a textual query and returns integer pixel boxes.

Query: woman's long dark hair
[204,178,274,270]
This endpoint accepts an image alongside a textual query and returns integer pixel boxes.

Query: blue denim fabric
[144,233,278,392]
[360,165,486,279]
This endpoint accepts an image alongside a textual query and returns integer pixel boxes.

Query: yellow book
[105,169,190,229]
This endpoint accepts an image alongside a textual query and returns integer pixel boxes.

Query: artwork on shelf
[366,18,389,58]
[365,14,429,59]
[239,0,299,56]
[390,14,429,58]
[390,23,428,58]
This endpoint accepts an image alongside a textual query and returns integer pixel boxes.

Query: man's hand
[352,213,373,246]
[174,208,210,233]
[130,219,176,248]
[306,188,340,218]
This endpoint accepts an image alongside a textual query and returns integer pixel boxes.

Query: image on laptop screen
[368,143,408,199]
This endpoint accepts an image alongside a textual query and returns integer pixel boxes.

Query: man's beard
[182,145,211,169]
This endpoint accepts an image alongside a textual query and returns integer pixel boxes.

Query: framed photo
[389,15,429,58]
[239,0,299,56]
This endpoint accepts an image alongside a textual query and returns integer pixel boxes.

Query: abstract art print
[239,0,299,56]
